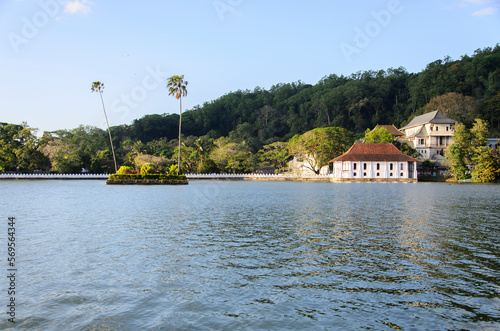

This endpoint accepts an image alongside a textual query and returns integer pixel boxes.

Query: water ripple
[0,180,499,330]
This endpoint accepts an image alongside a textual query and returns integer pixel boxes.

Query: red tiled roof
[329,143,420,163]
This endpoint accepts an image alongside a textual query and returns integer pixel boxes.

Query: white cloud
[464,0,496,4]
[446,0,497,9]
[451,0,500,15]
[472,6,498,14]
[64,0,91,15]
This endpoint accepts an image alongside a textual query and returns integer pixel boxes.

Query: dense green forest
[1,44,499,174]
[125,44,500,143]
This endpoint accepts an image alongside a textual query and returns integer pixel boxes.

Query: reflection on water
[0,180,499,330]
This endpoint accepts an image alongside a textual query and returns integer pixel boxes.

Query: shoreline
[0,173,492,183]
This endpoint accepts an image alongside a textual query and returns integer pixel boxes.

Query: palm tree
[166,75,188,174]
[91,81,117,173]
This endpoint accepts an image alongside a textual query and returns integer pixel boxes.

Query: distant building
[398,110,457,163]
[329,143,420,181]
[486,138,499,149]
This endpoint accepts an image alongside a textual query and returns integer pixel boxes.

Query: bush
[116,166,133,175]
[108,174,142,180]
[108,164,186,182]
[140,163,155,176]
[109,173,186,181]
[168,164,179,175]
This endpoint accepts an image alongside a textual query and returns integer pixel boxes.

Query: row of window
[352,172,404,177]
[418,149,445,156]
[346,163,404,171]
[430,125,454,132]
[417,137,452,146]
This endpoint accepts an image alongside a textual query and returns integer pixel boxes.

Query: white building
[398,110,457,163]
[329,143,420,181]
[487,138,499,149]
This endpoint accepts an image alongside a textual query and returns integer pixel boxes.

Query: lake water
[0,180,499,330]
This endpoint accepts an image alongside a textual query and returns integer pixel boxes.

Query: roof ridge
[400,109,456,130]
[329,142,420,163]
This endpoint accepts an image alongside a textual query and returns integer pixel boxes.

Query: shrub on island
[107,165,187,183]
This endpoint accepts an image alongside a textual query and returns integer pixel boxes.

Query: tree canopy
[288,127,355,174]
[445,119,499,182]
[363,127,393,143]
[0,122,50,172]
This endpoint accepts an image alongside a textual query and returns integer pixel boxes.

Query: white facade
[332,161,417,180]
[399,110,457,162]
[329,143,420,181]
[402,123,455,158]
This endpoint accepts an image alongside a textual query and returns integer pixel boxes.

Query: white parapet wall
[0,173,110,179]
[185,173,332,181]
[0,173,341,181]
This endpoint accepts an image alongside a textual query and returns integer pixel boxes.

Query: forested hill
[120,45,500,145]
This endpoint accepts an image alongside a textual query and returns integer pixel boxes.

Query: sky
[1,0,499,133]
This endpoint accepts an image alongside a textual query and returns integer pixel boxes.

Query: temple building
[329,143,420,181]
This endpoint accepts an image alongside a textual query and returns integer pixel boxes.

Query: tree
[191,136,215,173]
[288,127,354,174]
[42,137,81,173]
[91,81,118,173]
[134,153,170,170]
[0,122,50,172]
[471,147,497,182]
[256,141,290,173]
[41,126,113,173]
[13,124,50,171]
[209,137,255,173]
[363,127,393,143]
[482,92,500,135]
[0,123,23,171]
[167,75,188,174]
[445,123,471,180]
[0,123,21,171]
[445,118,499,182]
[392,140,421,158]
[173,143,198,173]
[423,92,477,125]
[90,150,115,173]
[470,119,497,182]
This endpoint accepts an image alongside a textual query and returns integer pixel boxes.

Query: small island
[106,164,188,185]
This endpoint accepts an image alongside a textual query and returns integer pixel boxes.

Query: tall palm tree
[91,81,118,173]
[166,75,188,174]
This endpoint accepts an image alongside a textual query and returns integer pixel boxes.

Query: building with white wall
[486,138,499,149]
[329,143,420,181]
[398,110,457,162]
